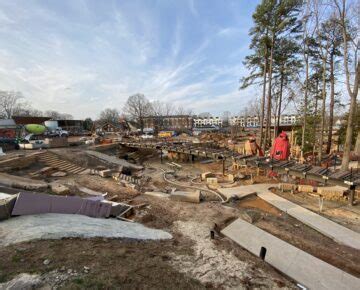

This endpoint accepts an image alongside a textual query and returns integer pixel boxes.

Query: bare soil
[1,146,360,289]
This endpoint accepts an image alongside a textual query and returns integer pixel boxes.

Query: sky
[0,0,261,119]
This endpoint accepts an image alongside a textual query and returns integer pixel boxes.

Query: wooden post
[349,185,355,206]
[222,159,225,176]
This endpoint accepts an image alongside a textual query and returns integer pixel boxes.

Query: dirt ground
[1,146,360,289]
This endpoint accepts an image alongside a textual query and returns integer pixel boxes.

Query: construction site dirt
[0,144,359,289]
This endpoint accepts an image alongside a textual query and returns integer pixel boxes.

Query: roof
[0,119,16,128]
[12,116,51,125]
[93,121,128,131]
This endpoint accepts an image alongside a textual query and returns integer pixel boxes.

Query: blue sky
[0,0,260,119]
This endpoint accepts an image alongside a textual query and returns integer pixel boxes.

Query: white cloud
[0,0,256,119]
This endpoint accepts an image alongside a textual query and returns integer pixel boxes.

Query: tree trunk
[276,71,284,137]
[312,80,319,156]
[259,54,268,150]
[337,0,360,170]
[326,53,335,154]
[301,54,309,158]
[264,33,275,150]
[341,93,357,169]
[318,58,327,163]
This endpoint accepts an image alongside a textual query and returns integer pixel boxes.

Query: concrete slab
[229,184,360,250]
[86,150,143,170]
[222,218,360,290]
[0,213,172,246]
[0,173,48,191]
[218,186,257,200]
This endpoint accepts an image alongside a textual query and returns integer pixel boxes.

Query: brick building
[143,115,193,132]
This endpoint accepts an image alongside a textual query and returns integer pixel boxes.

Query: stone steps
[38,152,87,175]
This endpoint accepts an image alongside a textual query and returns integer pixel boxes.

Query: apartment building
[193,116,223,127]
[230,114,300,127]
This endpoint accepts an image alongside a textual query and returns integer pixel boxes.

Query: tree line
[240,0,359,170]
[0,91,73,120]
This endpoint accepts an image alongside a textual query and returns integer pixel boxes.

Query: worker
[244,136,264,156]
[270,131,291,161]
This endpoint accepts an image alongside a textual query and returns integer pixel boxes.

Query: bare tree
[150,101,174,116]
[0,91,24,118]
[44,110,73,120]
[98,108,120,124]
[175,105,193,116]
[334,0,360,170]
[123,93,152,132]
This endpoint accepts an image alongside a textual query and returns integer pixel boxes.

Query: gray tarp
[12,192,112,218]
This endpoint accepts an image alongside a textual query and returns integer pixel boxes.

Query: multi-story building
[193,116,223,127]
[143,115,193,132]
[230,114,299,127]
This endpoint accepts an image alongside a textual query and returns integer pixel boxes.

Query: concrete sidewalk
[222,218,360,290]
[224,184,360,250]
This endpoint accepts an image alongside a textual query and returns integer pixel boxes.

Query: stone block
[298,184,314,193]
[278,183,296,192]
[206,177,218,184]
[227,174,234,182]
[170,190,200,203]
[317,186,347,201]
[99,169,112,178]
[201,172,213,181]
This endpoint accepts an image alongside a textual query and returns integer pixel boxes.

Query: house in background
[0,119,17,138]
[92,120,129,135]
